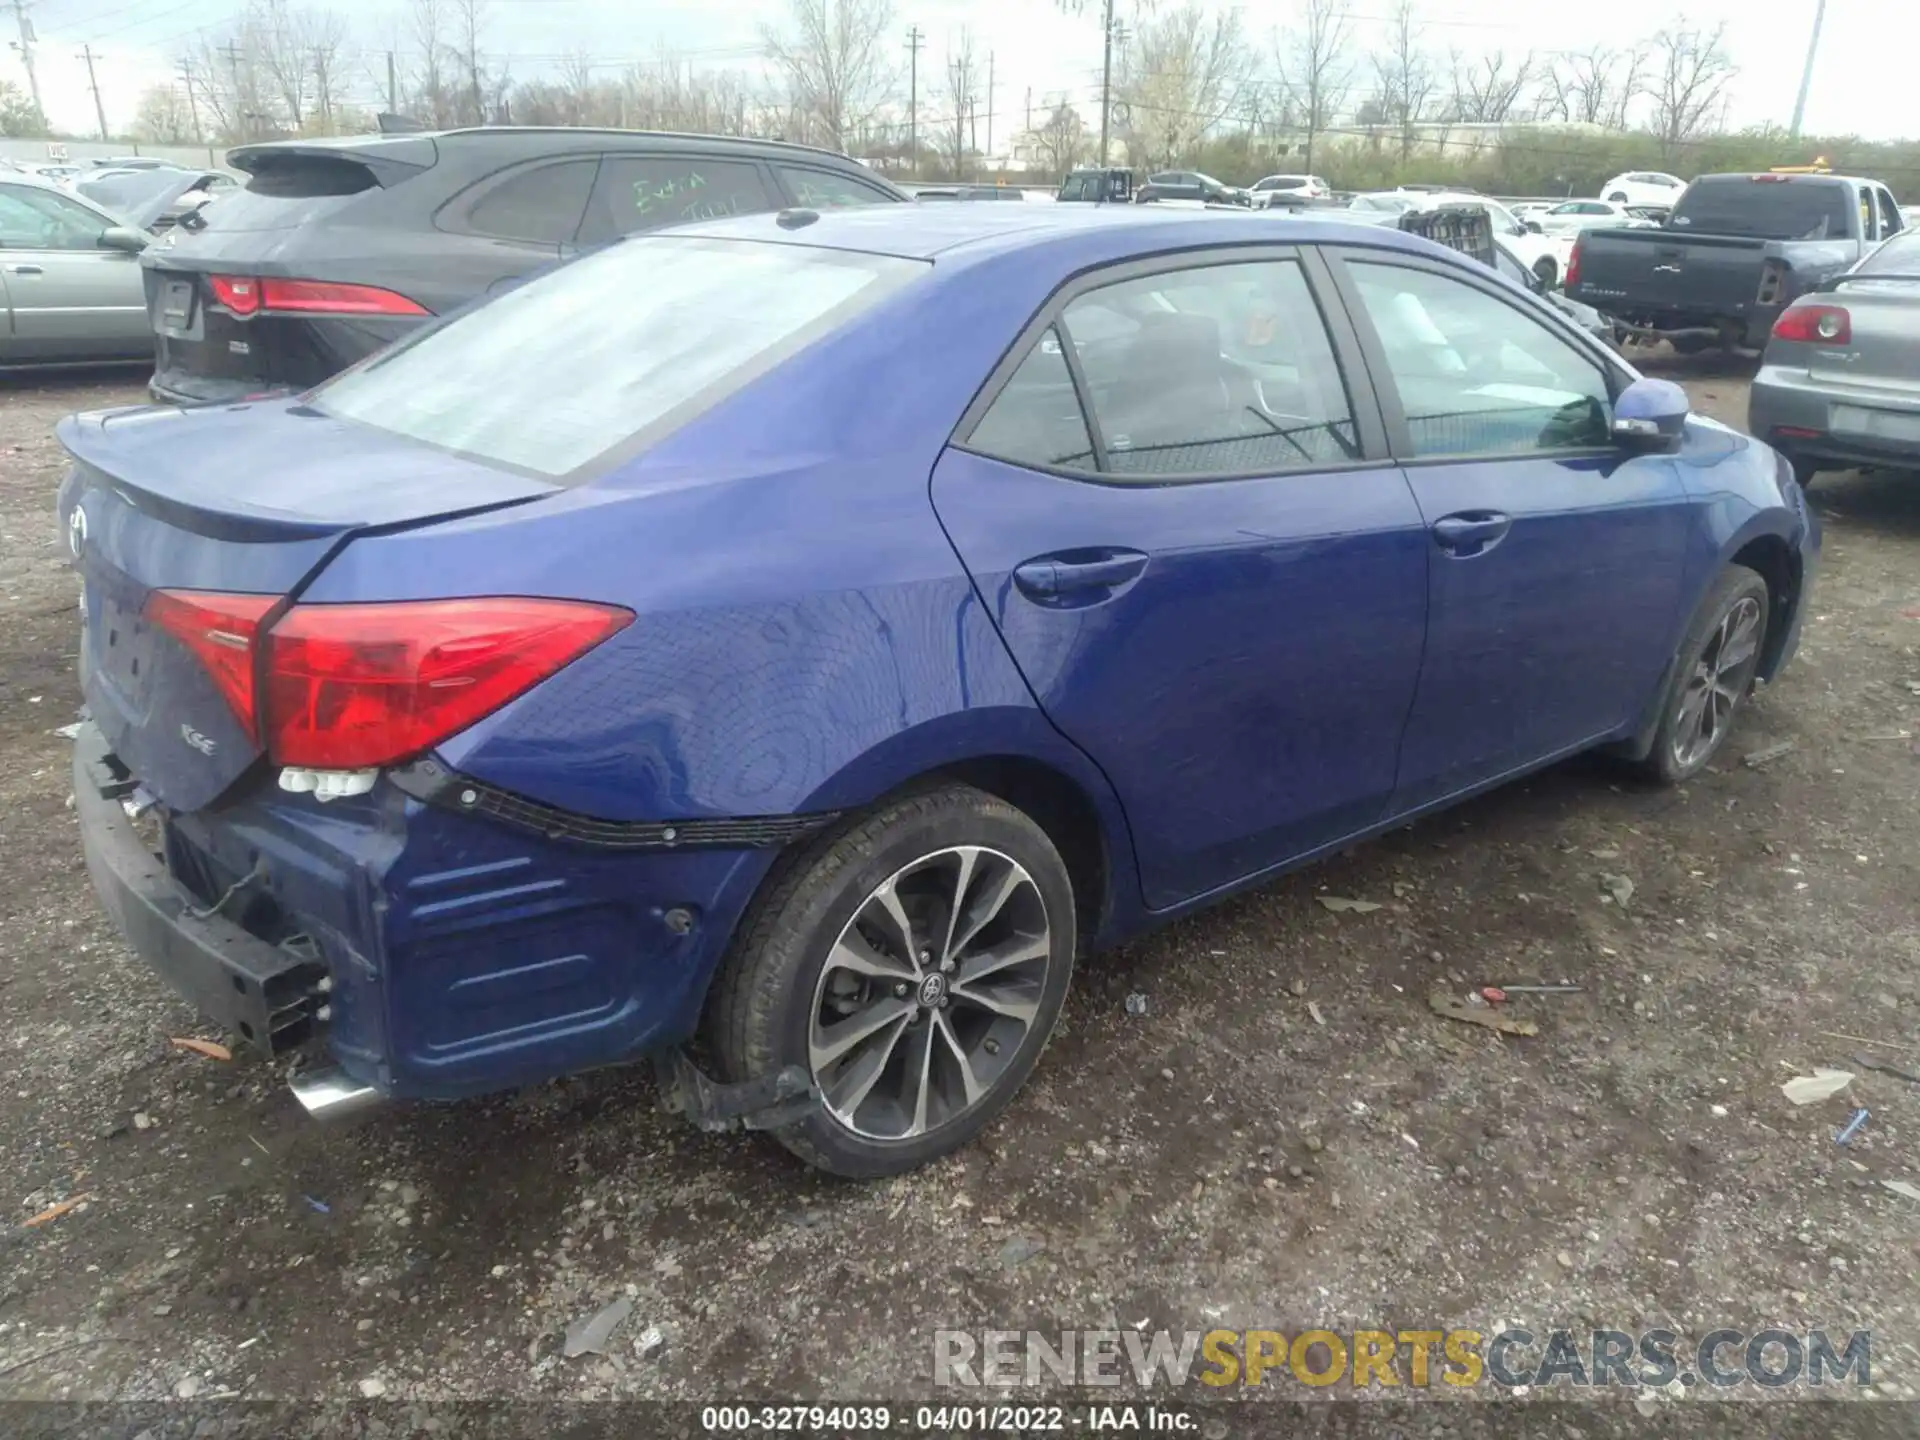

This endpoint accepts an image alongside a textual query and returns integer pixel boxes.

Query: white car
[1251,174,1329,208]
[1599,171,1687,209]
[1534,199,1648,237]
[1415,192,1570,287]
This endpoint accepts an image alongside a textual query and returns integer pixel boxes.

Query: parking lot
[3,359,1919,1416]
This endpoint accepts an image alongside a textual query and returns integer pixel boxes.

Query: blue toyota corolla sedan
[59,205,1817,1176]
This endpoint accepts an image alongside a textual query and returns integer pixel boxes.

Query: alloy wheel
[807,846,1052,1141]
[1671,595,1763,770]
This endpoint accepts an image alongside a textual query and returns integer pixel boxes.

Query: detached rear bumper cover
[71,721,330,1056]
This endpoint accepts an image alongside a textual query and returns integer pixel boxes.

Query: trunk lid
[1812,277,1920,393]
[58,402,554,812]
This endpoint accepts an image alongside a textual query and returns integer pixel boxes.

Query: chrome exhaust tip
[289,1067,382,1121]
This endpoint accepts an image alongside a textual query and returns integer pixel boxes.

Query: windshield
[1670,178,1854,240]
[316,237,924,479]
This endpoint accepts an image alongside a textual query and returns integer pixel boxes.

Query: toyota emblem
[67,505,87,559]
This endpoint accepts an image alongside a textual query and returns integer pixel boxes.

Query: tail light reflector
[1565,239,1583,289]
[263,598,632,770]
[145,590,279,739]
[1772,305,1850,344]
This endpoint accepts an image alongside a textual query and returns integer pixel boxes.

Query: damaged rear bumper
[72,721,335,1057]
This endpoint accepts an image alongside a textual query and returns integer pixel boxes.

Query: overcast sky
[11,0,1907,150]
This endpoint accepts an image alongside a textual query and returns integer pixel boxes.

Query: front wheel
[706,785,1076,1177]
[1637,567,1771,784]
[1533,256,1558,288]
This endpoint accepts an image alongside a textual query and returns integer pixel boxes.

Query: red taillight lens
[204,276,427,318]
[1565,239,1583,289]
[1772,304,1850,344]
[207,275,259,315]
[262,599,633,769]
[145,590,279,738]
[257,279,428,316]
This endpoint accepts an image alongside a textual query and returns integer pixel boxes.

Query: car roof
[667,202,1442,266]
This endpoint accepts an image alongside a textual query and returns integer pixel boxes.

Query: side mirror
[1612,377,1689,452]
[99,225,149,254]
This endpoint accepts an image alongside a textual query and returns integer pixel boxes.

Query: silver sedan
[0,172,198,371]
[1749,227,1920,485]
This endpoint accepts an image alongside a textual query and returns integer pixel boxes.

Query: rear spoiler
[225,136,438,186]
[1818,272,1920,292]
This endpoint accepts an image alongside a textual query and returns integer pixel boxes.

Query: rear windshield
[314,236,925,479]
[1854,229,1920,275]
[1670,178,1854,241]
[1058,174,1100,200]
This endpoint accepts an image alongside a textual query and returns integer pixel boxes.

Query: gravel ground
[3,359,1919,1427]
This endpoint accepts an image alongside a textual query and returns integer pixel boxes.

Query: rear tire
[1635,567,1771,785]
[1533,256,1558,288]
[1607,191,1629,203]
[1791,457,1822,490]
[706,784,1076,1178]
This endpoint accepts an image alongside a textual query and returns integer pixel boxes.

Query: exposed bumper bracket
[652,1050,819,1134]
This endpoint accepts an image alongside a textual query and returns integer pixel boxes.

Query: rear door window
[774,166,898,208]
[461,160,597,245]
[577,156,775,245]
[0,184,107,249]
[967,327,1096,471]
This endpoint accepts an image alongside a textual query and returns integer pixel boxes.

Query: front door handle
[1430,511,1512,556]
[6,264,44,276]
[1013,550,1149,599]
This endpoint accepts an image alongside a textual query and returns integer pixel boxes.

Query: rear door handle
[6,264,44,276]
[1430,512,1512,556]
[1013,550,1149,598]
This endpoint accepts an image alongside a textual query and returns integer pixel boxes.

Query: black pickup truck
[1566,172,1908,350]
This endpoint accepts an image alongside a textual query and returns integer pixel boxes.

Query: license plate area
[1831,404,1920,445]
[155,277,201,339]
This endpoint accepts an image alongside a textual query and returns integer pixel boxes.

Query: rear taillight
[1564,239,1583,289]
[207,275,259,315]
[145,590,278,739]
[144,593,631,771]
[205,275,427,318]
[1772,304,1851,344]
[263,598,632,769]
[257,279,428,316]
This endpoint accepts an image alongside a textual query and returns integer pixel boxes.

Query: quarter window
[464,160,597,245]
[1062,259,1360,478]
[1347,262,1613,458]
[967,327,1096,470]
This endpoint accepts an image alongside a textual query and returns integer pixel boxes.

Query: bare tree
[942,29,979,180]
[453,0,489,124]
[760,0,898,153]
[1647,20,1735,157]
[1370,0,1435,159]
[1278,0,1353,175]
[1030,100,1086,177]
[1120,1,1254,169]
[1540,44,1644,128]
[407,0,458,127]
[134,85,199,144]
[1447,47,1535,123]
[307,8,348,132]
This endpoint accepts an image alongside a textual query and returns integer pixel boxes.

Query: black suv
[1136,170,1247,206]
[142,128,908,403]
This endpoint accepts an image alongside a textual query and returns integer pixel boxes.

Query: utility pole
[219,38,248,140]
[177,58,203,142]
[1098,0,1115,167]
[1788,0,1827,140]
[1025,86,1032,134]
[985,51,995,167]
[77,43,108,141]
[9,0,46,128]
[905,25,923,179]
[386,50,397,113]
